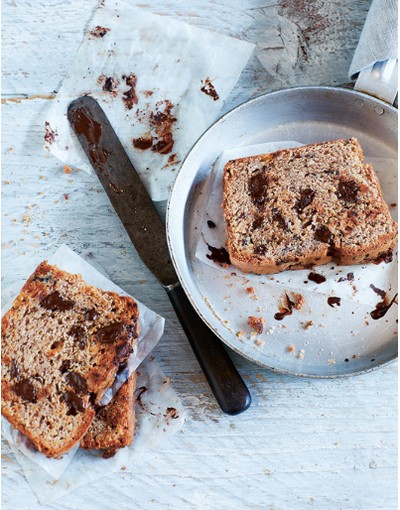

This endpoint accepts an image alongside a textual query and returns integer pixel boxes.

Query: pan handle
[354,58,398,105]
[166,283,251,415]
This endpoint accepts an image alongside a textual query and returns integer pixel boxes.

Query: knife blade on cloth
[68,95,251,415]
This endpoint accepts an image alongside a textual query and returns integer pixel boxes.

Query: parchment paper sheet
[1,245,186,503]
[45,0,255,201]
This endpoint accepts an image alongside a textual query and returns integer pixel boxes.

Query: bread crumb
[247,316,265,334]
[297,349,305,359]
[291,292,306,310]
[4,180,11,185]
[63,165,72,174]
[266,327,274,334]
[236,331,244,338]
[22,214,30,223]
[302,320,314,330]
[246,287,255,294]
[327,359,336,365]
[255,338,265,347]
[287,344,295,353]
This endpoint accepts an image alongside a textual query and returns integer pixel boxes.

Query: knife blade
[68,95,251,415]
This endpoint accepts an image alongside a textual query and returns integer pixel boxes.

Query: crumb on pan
[247,316,265,334]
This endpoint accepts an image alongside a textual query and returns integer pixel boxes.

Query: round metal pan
[166,86,398,377]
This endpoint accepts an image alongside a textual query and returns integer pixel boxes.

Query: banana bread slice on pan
[1,262,139,458]
[222,138,398,274]
[80,372,136,452]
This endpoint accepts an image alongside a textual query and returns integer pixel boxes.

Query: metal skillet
[166,64,398,378]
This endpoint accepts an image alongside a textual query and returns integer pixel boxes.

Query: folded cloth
[349,0,398,79]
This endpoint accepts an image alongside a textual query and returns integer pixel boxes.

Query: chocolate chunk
[122,73,138,110]
[40,291,74,312]
[60,360,72,373]
[90,26,110,38]
[254,244,267,256]
[63,391,86,415]
[103,76,117,93]
[252,217,263,230]
[165,407,179,419]
[132,136,153,150]
[10,360,20,379]
[207,220,216,229]
[68,325,86,350]
[314,225,333,244]
[337,180,358,203]
[206,245,230,266]
[248,171,268,207]
[116,342,133,360]
[272,211,286,229]
[14,379,37,403]
[327,297,341,307]
[85,308,99,321]
[295,188,315,213]
[65,371,88,394]
[200,78,219,101]
[95,322,126,344]
[308,272,326,284]
[373,250,393,264]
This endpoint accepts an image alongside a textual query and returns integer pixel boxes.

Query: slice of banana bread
[222,138,398,274]
[80,372,136,452]
[1,262,139,458]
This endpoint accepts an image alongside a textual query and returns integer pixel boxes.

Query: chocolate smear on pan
[370,293,398,320]
[90,26,110,38]
[308,272,326,284]
[44,121,58,145]
[274,293,296,321]
[206,244,230,267]
[200,77,219,101]
[327,296,341,308]
[207,220,216,229]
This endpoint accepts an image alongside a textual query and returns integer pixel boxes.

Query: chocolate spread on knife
[70,108,109,166]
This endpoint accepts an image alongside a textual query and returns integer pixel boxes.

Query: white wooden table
[2,1,397,509]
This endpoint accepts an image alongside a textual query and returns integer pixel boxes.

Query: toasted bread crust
[80,373,136,451]
[223,138,398,274]
[1,262,139,458]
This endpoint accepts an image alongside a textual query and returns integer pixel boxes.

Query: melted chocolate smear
[40,291,74,312]
[248,171,268,207]
[103,76,117,93]
[122,74,138,109]
[14,379,37,403]
[200,78,219,101]
[63,391,86,415]
[373,250,393,264]
[85,308,99,321]
[10,360,20,379]
[206,245,230,266]
[337,180,358,203]
[65,372,88,394]
[132,136,153,150]
[274,293,295,321]
[295,189,315,213]
[60,360,72,374]
[370,293,398,320]
[370,284,386,299]
[308,272,326,284]
[68,325,86,350]
[327,296,341,308]
[96,322,126,344]
[90,26,110,38]
[207,220,216,229]
[135,386,147,406]
[315,225,333,244]
[338,272,354,283]
[147,100,177,155]
[70,108,109,166]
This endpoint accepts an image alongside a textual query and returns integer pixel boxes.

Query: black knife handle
[166,284,251,415]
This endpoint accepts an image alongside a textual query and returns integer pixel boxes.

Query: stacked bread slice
[1,262,138,458]
[223,138,398,274]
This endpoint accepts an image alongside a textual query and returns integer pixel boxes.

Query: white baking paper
[2,355,186,504]
[45,0,255,201]
[195,142,398,308]
[2,244,185,496]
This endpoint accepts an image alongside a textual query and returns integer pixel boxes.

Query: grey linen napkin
[349,0,398,79]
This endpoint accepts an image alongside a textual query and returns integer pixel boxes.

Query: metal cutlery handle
[167,284,251,415]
